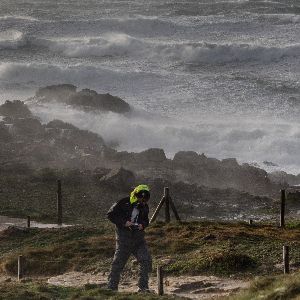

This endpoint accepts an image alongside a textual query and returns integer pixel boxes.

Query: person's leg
[108,241,131,290]
[133,241,152,291]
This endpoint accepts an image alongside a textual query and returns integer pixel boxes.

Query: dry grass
[1,221,300,279]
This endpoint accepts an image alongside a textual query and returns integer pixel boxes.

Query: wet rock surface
[31,84,131,114]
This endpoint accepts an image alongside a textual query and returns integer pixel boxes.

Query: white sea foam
[0,15,38,21]
[32,34,300,64]
[174,43,300,64]
[34,33,146,57]
[29,101,300,175]
[0,30,26,50]
[1,0,299,174]
[259,14,300,24]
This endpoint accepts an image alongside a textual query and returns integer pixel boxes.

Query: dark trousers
[108,228,152,290]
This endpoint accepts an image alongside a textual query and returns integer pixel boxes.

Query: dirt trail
[0,216,71,231]
[47,271,250,299]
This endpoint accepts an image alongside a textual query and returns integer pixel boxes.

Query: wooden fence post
[18,255,24,281]
[283,245,290,274]
[150,187,180,223]
[164,187,170,223]
[27,216,30,228]
[280,189,286,228]
[150,196,166,224]
[249,219,253,225]
[157,265,164,295]
[57,180,62,225]
[169,197,181,222]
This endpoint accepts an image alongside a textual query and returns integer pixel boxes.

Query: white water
[0,0,299,174]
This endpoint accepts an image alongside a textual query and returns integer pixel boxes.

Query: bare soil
[47,271,249,299]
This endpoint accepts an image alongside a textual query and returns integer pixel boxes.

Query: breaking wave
[175,43,300,64]
[32,34,300,65]
[0,30,26,50]
[258,13,300,24]
[34,33,147,58]
[0,15,38,21]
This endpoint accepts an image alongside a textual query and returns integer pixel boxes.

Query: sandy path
[0,216,71,231]
[47,271,249,299]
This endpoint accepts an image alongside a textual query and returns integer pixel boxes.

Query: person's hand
[138,224,143,230]
[125,221,133,227]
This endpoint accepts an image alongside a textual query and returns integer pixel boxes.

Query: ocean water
[0,0,299,174]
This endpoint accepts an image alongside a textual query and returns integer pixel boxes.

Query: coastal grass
[222,271,300,300]
[0,168,118,225]
[1,221,300,278]
[0,281,183,300]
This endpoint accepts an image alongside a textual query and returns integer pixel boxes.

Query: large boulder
[35,84,77,101]
[31,85,131,114]
[173,151,201,166]
[0,100,32,118]
[135,148,167,163]
[11,118,45,137]
[67,89,131,113]
[0,124,12,142]
[45,119,77,130]
[64,129,105,151]
[99,167,135,191]
[269,171,300,186]
[221,158,239,168]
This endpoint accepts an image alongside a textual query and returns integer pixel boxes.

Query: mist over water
[0,0,299,174]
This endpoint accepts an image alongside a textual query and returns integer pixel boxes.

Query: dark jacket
[107,197,149,230]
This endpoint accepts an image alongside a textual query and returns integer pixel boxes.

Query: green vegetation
[1,221,300,278]
[224,272,300,300]
[0,281,182,300]
[1,221,300,299]
[0,167,122,225]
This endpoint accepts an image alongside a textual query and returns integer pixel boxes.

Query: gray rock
[136,148,167,163]
[35,84,77,101]
[100,167,135,191]
[0,100,32,118]
[67,89,131,113]
[45,119,77,130]
[32,85,131,114]
[11,118,45,137]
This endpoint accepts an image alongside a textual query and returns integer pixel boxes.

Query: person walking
[107,184,152,292]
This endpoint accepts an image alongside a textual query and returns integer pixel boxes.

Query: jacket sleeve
[107,200,128,228]
[140,205,150,229]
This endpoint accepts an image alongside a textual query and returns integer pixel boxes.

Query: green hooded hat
[130,184,150,204]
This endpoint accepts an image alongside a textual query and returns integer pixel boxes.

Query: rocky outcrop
[31,84,131,114]
[0,98,284,198]
[99,167,135,191]
[35,84,77,101]
[105,149,280,197]
[0,100,32,118]
[67,89,130,113]
[45,120,77,130]
[0,124,12,142]
[0,101,106,169]
[10,118,45,137]
[269,171,300,186]
[136,148,167,163]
